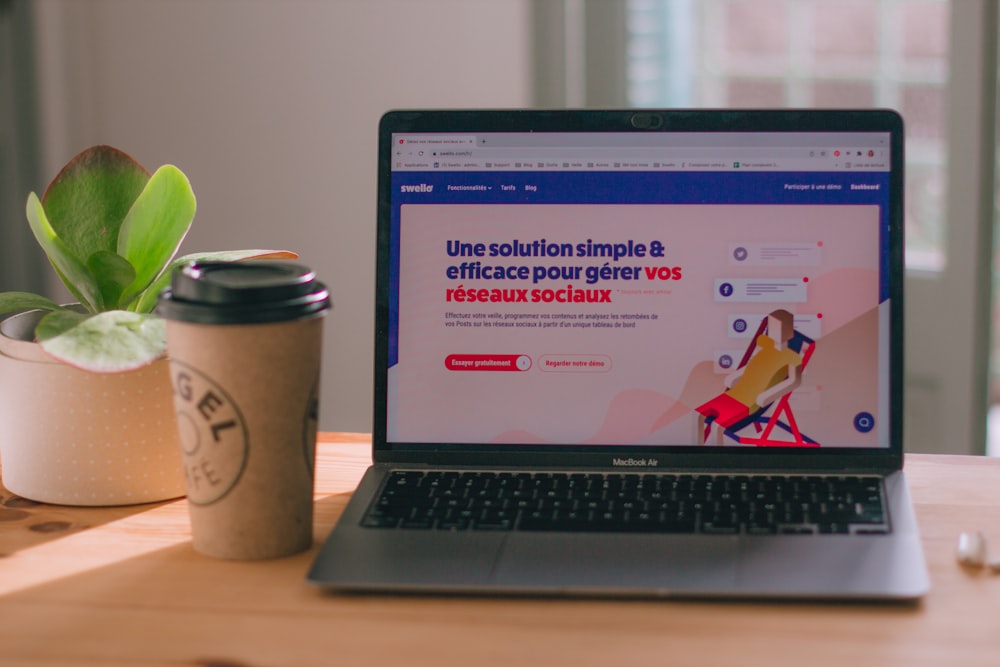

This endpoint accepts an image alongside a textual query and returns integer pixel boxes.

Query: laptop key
[361,515,401,529]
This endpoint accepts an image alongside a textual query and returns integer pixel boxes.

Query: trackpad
[493,534,739,595]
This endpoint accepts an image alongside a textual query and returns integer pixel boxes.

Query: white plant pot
[0,311,185,505]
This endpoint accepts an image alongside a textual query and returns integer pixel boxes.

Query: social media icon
[854,412,876,433]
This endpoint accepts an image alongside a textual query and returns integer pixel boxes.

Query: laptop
[308,109,930,600]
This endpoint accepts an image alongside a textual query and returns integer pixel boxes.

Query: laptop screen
[376,110,902,461]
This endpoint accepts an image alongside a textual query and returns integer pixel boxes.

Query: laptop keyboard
[361,470,890,535]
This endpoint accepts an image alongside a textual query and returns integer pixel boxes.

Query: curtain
[0,0,46,295]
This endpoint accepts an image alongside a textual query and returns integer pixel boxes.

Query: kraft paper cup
[158,261,331,560]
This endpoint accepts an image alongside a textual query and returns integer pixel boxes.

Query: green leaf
[25,192,103,311]
[38,310,167,373]
[132,249,299,314]
[117,164,197,308]
[0,292,66,317]
[34,309,89,340]
[40,146,149,264]
[87,250,137,310]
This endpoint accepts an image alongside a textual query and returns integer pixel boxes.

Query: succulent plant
[0,145,294,372]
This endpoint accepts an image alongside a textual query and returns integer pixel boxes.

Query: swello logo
[400,183,434,193]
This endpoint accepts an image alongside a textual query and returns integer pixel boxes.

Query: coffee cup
[157,261,331,559]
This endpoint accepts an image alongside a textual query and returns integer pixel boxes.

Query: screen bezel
[373,109,905,473]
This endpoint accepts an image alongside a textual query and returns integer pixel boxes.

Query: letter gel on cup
[158,261,331,559]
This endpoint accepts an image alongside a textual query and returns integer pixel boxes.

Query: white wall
[31,0,533,432]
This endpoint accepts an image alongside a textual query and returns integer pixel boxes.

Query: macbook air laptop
[308,109,930,600]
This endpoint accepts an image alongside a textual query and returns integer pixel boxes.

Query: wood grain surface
[1,433,998,667]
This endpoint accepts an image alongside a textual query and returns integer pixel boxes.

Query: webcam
[630,112,664,130]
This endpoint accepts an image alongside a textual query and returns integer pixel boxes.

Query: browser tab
[395,135,476,146]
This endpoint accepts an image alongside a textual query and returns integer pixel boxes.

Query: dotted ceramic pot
[0,311,185,505]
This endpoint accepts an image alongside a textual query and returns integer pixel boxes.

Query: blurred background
[1,0,997,455]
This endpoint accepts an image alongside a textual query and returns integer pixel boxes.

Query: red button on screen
[445,354,531,371]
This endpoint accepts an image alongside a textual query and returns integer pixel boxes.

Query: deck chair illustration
[695,309,817,446]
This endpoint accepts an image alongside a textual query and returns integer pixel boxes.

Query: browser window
[386,131,893,449]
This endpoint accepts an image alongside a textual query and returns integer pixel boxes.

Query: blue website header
[391,171,891,206]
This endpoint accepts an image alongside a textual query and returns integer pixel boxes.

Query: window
[626,0,950,271]
[528,0,995,453]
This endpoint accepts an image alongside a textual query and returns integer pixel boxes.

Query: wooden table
[1,433,999,667]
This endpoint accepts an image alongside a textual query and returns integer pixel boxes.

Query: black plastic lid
[157,261,331,324]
